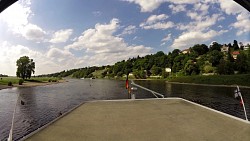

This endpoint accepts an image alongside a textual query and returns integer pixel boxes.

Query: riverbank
[167,74,250,87]
[0,78,65,90]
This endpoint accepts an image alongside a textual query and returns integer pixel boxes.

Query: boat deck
[23,98,250,141]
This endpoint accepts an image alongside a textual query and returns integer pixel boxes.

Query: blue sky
[0,0,249,75]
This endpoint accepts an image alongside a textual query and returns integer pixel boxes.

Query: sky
[0,0,249,76]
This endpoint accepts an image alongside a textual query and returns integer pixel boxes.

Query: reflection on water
[0,79,128,141]
[135,80,250,121]
[0,79,249,140]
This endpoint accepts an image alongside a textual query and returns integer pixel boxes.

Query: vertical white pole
[237,86,248,121]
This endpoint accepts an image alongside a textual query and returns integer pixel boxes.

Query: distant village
[181,41,249,60]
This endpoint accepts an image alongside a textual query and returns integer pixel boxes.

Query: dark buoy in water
[21,100,25,105]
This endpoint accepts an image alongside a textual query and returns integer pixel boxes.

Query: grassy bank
[0,77,61,86]
[167,74,250,86]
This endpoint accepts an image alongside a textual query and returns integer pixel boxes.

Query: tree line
[38,40,250,79]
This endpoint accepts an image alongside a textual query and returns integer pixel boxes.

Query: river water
[0,79,249,141]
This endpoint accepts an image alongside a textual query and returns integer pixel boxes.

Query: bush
[19,79,24,85]
[8,81,12,86]
[48,79,51,82]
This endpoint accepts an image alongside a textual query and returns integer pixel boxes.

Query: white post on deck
[236,86,248,121]
[130,87,137,99]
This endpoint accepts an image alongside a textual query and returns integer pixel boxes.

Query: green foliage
[37,40,250,79]
[8,81,12,86]
[209,42,222,52]
[235,52,249,73]
[150,65,162,75]
[184,60,198,75]
[208,50,223,67]
[19,79,24,85]
[16,56,35,79]
[217,59,234,75]
[191,44,209,55]
[203,61,215,73]
[168,74,250,86]
[133,69,146,79]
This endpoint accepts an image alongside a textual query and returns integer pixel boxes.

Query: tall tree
[235,52,249,73]
[209,42,222,52]
[233,40,239,50]
[191,44,209,55]
[16,56,35,79]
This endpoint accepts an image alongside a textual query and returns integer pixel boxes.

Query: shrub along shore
[167,74,250,87]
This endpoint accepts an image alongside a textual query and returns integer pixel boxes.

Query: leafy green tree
[150,65,162,75]
[133,69,146,79]
[209,42,222,52]
[208,50,223,67]
[217,59,234,75]
[191,44,209,55]
[235,52,249,73]
[184,60,198,75]
[16,56,35,79]
[161,68,168,78]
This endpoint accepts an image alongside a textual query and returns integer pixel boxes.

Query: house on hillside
[181,49,190,54]
[244,46,249,51]
[221,44,229,53]
[231,51,240,60]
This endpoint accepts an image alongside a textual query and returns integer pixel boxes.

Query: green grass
[92,69,107,78]
[0,77,20,85]
[168,74,250,86]
[0,77,61,85]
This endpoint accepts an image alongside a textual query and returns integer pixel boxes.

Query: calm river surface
[0,79,249,141]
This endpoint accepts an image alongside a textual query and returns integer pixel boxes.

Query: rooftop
[23,98,250,141]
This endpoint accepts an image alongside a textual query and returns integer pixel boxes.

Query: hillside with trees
[38,40,250,79]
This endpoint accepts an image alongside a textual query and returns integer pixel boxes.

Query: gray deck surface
[25,99,250,141]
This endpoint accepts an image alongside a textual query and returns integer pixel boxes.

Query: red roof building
[231,51,240,59]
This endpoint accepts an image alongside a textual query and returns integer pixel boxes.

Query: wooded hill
[38,40,250,79]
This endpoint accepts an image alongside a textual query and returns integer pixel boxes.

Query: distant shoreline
[165,81,250,89]
[0,80,66,90]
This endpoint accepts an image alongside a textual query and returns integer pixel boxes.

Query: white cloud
[217,0,244,15]
[140,14,174,30]
[123,0,200,12]
[0,0,46,41]
[0,41,44,75]
[50,29,73,43]
[161,33,172,42]
[0,41,89,75]
[22,24,46,41]
[231,11,250,36]
[193,2,209,15]
[171,30,228,49]
[141,22,174,30]
[66,18,152,65]
[119,25,137,36]
[167,0,200,4]
[123,0,167,12]
[0,0,31,33]
[161,33,171,46]
[178,13,224,32]
[160,42,166,46]
[169,4,186,14]
[146,14,169,24]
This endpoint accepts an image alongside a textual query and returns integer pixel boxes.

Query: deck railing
[131,80,164,98]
